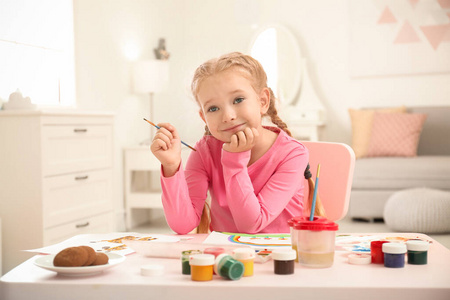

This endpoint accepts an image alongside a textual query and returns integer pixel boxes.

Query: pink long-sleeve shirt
[160,127,308,234]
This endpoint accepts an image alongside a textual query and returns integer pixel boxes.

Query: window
[0,0,75,107]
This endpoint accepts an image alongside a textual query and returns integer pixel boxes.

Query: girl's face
[197,69,270,143]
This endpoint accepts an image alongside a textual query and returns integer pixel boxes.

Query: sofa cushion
[366,112,427,157]
[352,156,450,190]
[348,106,406,159]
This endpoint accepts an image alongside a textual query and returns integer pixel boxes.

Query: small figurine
[3,89,36,110]
[154,38,170,60]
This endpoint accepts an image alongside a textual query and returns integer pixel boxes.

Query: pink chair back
[302,141,355,221]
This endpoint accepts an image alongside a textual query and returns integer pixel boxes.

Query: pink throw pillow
[367,112,427,157]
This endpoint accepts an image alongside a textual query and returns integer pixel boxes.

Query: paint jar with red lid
[371,241,389,264]
[294,216,339,268]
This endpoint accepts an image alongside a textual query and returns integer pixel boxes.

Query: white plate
[34,252,126,276]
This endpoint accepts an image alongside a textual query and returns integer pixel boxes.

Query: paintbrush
[143,118,196,151]
[309,163,321,221]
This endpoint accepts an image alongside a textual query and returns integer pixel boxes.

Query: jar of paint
[232,248,255,277]
[406,240,429,265]
[204,247,225,258]
[181,250,202,275]
[382,243,407,268]
[370,240,389,264]
[214,253,244,280]
[189,254,215,281]
[204,247,226,274]
[294,216,339,268]
[272,249,296,275]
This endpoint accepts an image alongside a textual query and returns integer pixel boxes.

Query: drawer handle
[74,128,88,133]
[75,175,89,181]
[75,222,90,228]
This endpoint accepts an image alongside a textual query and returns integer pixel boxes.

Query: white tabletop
[1,233,449,300]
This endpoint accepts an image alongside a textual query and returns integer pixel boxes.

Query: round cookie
[79,246,97,266]
[91,252,109,266]
[53,247,88,267]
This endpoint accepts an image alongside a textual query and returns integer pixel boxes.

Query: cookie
[79,246,97,266]
[91,252,109,266]
[53,247,88,267]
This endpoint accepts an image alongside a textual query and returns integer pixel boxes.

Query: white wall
[73,0,450,229]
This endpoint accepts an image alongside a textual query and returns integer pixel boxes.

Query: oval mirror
[249,24,302,106]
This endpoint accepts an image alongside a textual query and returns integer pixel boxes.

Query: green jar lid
[215,254,244,280]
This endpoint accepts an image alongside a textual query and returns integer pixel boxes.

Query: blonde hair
[191,52,324,233]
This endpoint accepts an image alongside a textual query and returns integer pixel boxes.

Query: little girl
[151,52,324,234]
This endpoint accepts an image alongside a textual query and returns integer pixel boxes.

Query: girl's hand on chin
[223,127,259,153]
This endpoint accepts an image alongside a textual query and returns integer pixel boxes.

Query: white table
[1,233,449,300]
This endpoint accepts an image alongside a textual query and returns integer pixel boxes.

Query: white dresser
[0,110,115,274]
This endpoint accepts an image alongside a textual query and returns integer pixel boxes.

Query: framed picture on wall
[349,0,450,77]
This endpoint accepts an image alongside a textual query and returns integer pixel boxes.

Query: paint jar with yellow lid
[189,254,215,281]
[232,248,255,277]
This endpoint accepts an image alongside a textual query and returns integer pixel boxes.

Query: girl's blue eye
[234,97,244,104]
[207,106,218,112]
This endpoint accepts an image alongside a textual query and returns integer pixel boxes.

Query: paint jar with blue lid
[406,240,429,265]
[382,243,407,268]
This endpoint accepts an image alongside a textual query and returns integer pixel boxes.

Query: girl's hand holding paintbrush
[150,123,183,177]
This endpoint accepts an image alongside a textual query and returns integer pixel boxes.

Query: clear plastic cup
[294,216,338,268]
[288,216,303,262]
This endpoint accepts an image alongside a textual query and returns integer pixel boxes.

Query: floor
[132,214,450,250]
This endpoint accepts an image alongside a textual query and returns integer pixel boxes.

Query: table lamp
[133,60,169,144]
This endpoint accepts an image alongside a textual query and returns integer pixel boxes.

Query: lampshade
[133,60,169,94]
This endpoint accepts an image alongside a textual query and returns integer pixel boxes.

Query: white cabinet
[0,110,115,274]
[288,120,324,141]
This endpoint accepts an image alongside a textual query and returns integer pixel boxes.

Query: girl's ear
[199,109,206,123]
[259,88,271,115]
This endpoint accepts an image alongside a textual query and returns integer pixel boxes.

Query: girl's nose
[222,106,236,122]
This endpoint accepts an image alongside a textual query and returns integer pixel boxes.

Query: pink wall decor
[350,0,450,77]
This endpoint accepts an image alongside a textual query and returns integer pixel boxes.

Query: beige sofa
[349,106,450,220]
